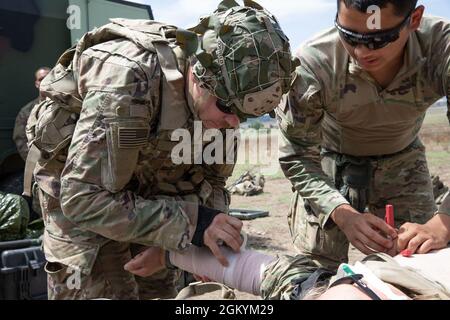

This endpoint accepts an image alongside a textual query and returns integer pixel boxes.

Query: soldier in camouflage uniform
[227,171,265,196]
[277,0,450,269]
[12,67,49,218]
[28,0,296,299]
[13,67,50,161]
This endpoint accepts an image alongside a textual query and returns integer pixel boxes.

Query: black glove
[191,205,221,247]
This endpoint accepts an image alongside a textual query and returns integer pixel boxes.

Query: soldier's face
[35,69,49,89]
[337,3,423,72]
[191,78,240,129]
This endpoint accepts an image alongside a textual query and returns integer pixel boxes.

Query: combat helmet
[178,0,299,120]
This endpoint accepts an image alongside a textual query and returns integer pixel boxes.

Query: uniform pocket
[43,231,101,276]
[103,118,149,192]
[300,199,322,252]
[290,192,321,252]
[290,193,349,265]
[44,261,66,274]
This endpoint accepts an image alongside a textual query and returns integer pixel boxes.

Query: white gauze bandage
[169,245,275,295]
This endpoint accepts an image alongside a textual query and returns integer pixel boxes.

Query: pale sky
[130,0,450,49]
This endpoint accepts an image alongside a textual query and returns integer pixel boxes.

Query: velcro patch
[118,127,149,149]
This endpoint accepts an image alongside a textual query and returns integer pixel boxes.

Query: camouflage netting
[186,0,299,119]
[0,191,30,241]
[0,171,42,220]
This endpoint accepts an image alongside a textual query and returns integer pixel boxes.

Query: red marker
[385,204,395,228]
[401,249,413,257]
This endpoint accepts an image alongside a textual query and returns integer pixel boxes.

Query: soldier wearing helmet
[37,0,297,299]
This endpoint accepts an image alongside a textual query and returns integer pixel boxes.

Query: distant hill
[241,114,277,129]
[244,114,274,123]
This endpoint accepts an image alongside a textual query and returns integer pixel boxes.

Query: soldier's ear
[409,6,424,31]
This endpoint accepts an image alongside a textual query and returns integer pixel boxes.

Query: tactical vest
[24,19,232,273]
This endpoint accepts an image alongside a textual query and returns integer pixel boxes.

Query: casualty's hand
[124,247,165,277]
[397,214,450,254]
[204,213,243,267]
[331,204,398,255]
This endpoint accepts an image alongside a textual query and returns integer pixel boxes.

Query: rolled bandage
[169,244,275,295]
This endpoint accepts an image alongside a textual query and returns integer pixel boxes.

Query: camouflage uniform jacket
[277,16,450,227]
[13,97,39,160]
[35,20,235,274]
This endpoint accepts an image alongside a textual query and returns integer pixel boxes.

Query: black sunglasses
[335,10,414,50]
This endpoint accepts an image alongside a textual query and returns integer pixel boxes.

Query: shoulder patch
[118,127,149,149]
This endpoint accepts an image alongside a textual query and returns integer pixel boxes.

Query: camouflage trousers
[46,241,179,300]
[288,139,437,270]
[260,254,324,300]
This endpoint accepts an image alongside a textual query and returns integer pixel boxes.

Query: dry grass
[420,108,450,183]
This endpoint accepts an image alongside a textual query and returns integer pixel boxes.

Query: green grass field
[421,107,450,177]
[423,106,449,126]
[426,150,450,167]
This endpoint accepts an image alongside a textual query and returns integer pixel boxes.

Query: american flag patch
[118,127,149,149]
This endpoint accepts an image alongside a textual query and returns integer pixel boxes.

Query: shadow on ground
[246,233,290,252]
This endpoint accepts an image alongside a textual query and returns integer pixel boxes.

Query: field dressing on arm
[169,240,275,296]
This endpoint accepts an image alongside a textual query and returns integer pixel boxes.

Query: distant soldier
[228,171,265,196]
[13,67,50,160]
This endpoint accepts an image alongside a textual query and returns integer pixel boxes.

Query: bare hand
[203,213,243,267]
[123,247,165,277]
[332,204,397,255]
[397,214,450,254]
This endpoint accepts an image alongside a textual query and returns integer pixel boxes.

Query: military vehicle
[0,0,153,300]
[0,0,154,178]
